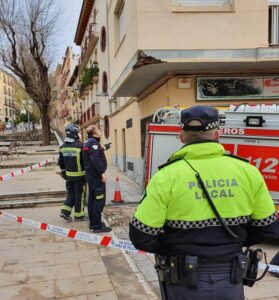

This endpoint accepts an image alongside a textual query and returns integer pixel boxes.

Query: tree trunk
[41,107,50,146]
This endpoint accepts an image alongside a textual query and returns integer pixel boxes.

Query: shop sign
[264,77,279,99]
[197,76,279,100]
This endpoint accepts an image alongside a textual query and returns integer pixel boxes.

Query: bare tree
[0,0,59,145]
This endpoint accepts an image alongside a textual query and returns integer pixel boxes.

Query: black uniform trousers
[165,269,244,300]
[86,175,106,229]
[61,180,86,218]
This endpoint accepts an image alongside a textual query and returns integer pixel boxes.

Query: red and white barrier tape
[0,156,58,182]
[0,210,278,274]
[0,211,145,255]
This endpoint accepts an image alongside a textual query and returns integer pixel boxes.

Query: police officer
[83,124,112,233]
[129,105,279,300]
[58,124,87,222]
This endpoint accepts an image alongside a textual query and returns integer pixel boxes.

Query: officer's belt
[199,261,232,272]
[155,255,235,288]
[176,256,232,272]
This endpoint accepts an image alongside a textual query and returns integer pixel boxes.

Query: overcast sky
[53,0,83,67]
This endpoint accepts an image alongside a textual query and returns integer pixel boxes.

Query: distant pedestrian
[58,124,87,222]
[83,124,112,233]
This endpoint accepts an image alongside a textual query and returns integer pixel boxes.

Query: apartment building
[58,46,80,128]
[49,65,62,134]
[0,69,17,126]
[106,0,279,185]
[74,0,111,144]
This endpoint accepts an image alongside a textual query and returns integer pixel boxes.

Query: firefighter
[83,124,112,233]
[129,105,279,300]
[58,124,87,222]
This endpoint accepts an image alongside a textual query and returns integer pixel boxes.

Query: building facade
[74,0,112,146]
[0,69,17,128]
[106,0,279,185]
[58,47,80,128]
[49,65,62,135]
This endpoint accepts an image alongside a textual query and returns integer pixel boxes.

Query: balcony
[111,49,279,98]
[79,103,100,128]
[79,65,99,98]
[60,89,68,104]
[60,107,69,119]
[79,23,99,74]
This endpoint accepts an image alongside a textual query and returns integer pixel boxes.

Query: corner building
[107,0,279,185]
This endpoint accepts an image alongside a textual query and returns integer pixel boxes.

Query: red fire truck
[144,104,279,216]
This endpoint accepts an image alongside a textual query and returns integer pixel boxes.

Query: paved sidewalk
[0,144,143,203]
[0,206,157,300]
[1,143,278,299]
[0,143,154,299]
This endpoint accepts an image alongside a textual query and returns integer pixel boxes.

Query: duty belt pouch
[155,256,171,284]
[231,254,249,284]
[169,257,179,284]
[185,256,198,289]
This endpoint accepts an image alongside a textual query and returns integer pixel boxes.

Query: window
[101,26,106,52]
[102,71,108,93]
[269,1,279,45]
[114,0,125,49]
[173,0,231,5]
[104,115,110,139]
[118,2,125,42]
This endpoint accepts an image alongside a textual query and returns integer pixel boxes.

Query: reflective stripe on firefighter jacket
[129,142,279,258]
[58,140,85,180]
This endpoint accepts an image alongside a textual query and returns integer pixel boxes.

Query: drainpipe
[106,0,112,113]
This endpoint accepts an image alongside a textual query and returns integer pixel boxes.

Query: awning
[111,48,279,98]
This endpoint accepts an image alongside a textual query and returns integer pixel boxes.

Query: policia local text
[188,178,238,200]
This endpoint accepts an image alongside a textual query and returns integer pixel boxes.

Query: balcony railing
[79,23,99,74]
[79,103,100,126]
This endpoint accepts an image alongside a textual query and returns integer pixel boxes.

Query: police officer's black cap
[180,105,219,131]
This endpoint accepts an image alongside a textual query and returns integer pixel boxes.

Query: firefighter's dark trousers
[86,176,106,229]
[165,270,244,300]
[61,180,86,218]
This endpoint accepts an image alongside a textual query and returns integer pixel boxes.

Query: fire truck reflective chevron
[144,105,279,217]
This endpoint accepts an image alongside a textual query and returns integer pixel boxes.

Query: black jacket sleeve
[129,220,161,253]
[88,141,107,174]
[246,218,279,246]
[58,148,65,170]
